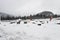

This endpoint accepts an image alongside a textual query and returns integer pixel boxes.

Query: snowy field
[0,18,60,40]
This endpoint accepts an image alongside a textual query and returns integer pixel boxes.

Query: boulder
[38,24,41,26]
[24,22,27,24]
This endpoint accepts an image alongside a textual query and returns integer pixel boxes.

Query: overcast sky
[0,0,60,16]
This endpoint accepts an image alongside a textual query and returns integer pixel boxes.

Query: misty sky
[0,0,60,16]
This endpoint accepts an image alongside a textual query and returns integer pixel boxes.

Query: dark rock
[57,23,60,25]
[0,36,2,37]
[24,22,27,24]
[40,21,44,24]
[32,22,36,24]
[36,21,38,22]
[42,23,44,24]
[56,19,60,20]
[17,21,21,24]
[10,22,15,24]
[38,24,41,26]
[40,21,43,22]
[47,21,48,23]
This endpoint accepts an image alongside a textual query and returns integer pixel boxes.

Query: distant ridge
[0,12,13,18]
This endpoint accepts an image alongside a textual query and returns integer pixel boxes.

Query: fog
[0,0,60,16]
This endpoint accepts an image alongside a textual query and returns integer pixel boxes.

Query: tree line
[1,14,60,20]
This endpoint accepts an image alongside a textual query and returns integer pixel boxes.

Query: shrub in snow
[39,21,45,24]
[17,21,21,24]
[38,24,41,26]
[24,22,27,24]
[16,19,21,22]
[10,22,15,24]
[47,21,48,23]
[42,23,44,24]
[32,22,36,24]
[40,21,43,22]
[57,23,60,25]
[35,21,38,22]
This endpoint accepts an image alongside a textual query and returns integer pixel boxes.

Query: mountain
[0,12,13,18]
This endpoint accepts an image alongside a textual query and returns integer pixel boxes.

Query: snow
[0,18,60,40]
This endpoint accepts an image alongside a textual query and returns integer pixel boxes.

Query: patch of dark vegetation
[17,21,21,24]
[10,22,15,24]
[57,23,60,25]
[40,21,44,24]
[47,21,48,23]
[24,22,27,24]
[40,21,43,22]
[38,24,41,26]
[36,21,38,22]
[32,22,36,24]
[42,23,44,24]
[56,19,60,20]
[0,35,2,37]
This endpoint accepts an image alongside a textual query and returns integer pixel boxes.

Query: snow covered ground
[0,18,60,40]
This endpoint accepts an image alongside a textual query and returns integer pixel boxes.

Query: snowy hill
[0,12,13,17]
